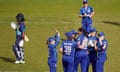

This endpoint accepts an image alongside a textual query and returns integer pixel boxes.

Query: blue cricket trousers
[13,36,23,60]
[96,54,106,72]
[82,17,92,33]
[87,51,97,72]
[48,59,57,72]
[62,56,74,72]
[74,50,89,72]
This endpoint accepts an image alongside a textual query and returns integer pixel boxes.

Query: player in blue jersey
[87,28,98,72]
[12,13,26,64]
[74,27,89,72]
[59,30,77,72]
[96,32,108,72]
[47,30,60,72]
[79,0,94,33]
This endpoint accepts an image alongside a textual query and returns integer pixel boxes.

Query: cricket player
[87,28,98,72]
[79,0,94,33]
[74,27,89,72]
[96,32,108,72]
[47,30,60,72]
[12,13,26,64]
[59,30,77,72]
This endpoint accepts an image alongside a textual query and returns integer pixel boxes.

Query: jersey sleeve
[103,40,108,45]
[54,33,60,46]
[80,8,84,15]
[19,24,25,33]
[90,7,94,13]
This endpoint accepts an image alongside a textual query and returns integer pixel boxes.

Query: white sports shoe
[14,60,20,64]
[20,60,25,64]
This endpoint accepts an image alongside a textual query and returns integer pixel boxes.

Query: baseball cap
[48,37,55,42]
[98,32,105,37]
[83,0,88,4]
[70,30,77,35]
[65,32,73,38]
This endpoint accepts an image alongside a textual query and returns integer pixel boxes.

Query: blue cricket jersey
[76,34,88,50]
[48,33,60,61]
[61,40,77,59]
[80,6,93,24]
[16,22,26,38]
[88,36,97,52]
[97,39,108,55]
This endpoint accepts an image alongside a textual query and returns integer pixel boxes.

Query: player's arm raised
[54,29,60,45]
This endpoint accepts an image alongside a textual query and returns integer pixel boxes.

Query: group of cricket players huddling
[47,0,108,72]
[11,0,108,72]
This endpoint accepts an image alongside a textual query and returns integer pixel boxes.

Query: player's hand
[84,13,87,16]
[95,47,98,51]
[86,14,91,18]
[56,29,60,37]
[56,29,59,33]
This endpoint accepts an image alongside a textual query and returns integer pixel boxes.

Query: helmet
[16,13,25,21]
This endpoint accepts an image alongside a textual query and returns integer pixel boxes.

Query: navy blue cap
[98,32,105,37]
[48,37,55,42]
[83,0,88,4]
[90,28,97,33]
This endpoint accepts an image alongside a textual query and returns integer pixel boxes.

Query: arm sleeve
[90,7,94,13]
[98,40,108,51]
[19,24,25,33]
[54,33,60,46]
[80,8,84,15]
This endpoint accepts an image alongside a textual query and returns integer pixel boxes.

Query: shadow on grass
[0,57,14,63]
[102,21,120,26]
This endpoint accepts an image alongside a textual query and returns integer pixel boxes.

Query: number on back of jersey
[64,46,72,55]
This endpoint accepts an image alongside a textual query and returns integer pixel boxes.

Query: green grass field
[0,0,120,72]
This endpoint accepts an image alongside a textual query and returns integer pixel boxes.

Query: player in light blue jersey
[59,31,77,72]
[47,30,60,72]
[79,0,94,33]
[96,32,108,72]
[12,13,26,64]
[87,28,98,72]
[74,27,89,72]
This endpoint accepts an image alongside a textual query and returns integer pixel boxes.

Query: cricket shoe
[20,60,25,64]
[14,60,20,64]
